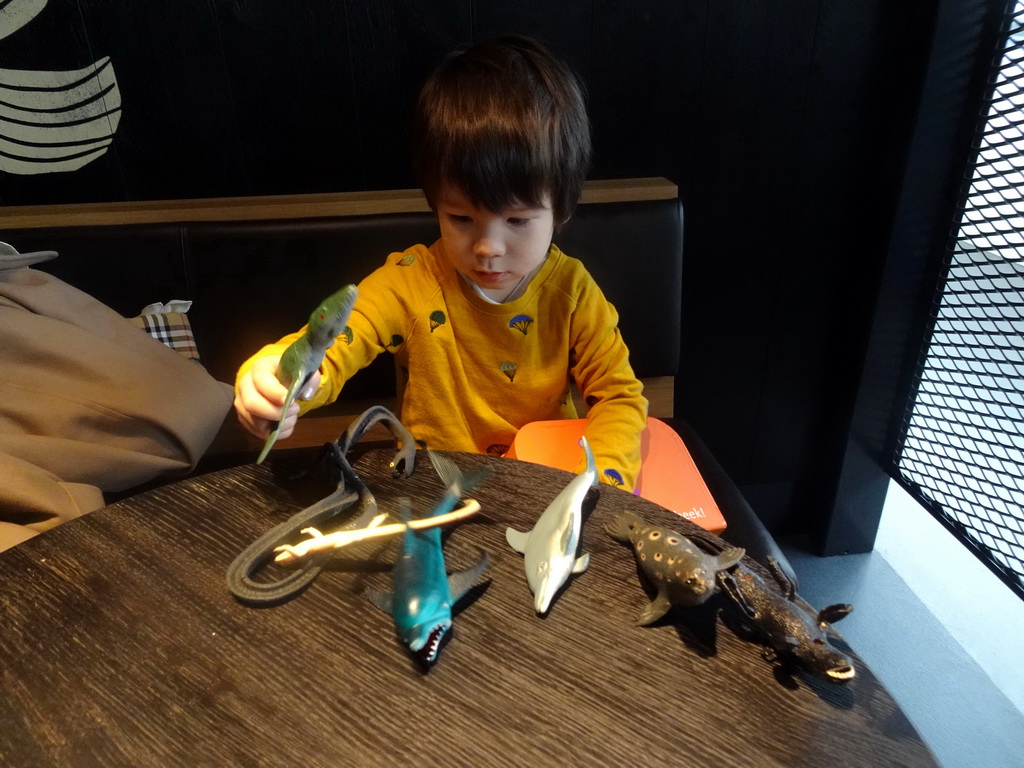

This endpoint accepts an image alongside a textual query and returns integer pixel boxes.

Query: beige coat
[0,260,232,551]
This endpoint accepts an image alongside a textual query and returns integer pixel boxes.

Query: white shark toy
[506,436,598,614]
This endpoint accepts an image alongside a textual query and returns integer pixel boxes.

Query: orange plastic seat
[506,417,726,533]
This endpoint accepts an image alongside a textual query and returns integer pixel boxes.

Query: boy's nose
[473,236,505,260]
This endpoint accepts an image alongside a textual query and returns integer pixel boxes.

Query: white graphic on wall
[0,0,121,175]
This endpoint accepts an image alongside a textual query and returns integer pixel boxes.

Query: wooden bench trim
[0,177,678,230]
[215,375,675,458]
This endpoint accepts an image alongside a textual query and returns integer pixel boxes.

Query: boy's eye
[507,217,530,226]
[447,214,472,224]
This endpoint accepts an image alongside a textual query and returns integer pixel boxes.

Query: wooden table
[0,448,937,767]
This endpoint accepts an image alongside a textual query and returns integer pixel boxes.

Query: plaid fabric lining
[128,312,200,361]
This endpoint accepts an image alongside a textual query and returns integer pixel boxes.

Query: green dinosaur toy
[257,284,358,464]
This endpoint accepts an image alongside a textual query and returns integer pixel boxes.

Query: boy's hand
[234,355,321,440]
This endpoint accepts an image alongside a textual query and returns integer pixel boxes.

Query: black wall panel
[738,1,935,530]
[0,0,129,205]
[215,0,359,195]
[773,1,932,534]
[341,0,472,190]
[678,0,821,511]
[79,1,243,201]
[588,2,706,181]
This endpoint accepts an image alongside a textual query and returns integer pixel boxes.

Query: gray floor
[780,481,1024,768]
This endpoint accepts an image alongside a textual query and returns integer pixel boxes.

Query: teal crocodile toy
[257,284,358,464]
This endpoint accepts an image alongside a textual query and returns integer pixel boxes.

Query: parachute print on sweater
[237,241,647,490]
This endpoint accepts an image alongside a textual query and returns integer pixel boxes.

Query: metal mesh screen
[895,2,1024,600]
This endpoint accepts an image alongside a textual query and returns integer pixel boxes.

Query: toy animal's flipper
[427,449,460,486]
[365,587,394,615]
[448,551,490,604]
[572,553,590,574]
[713,547,746,571]
[604,510,643,542]
[506,527,530,554]
[766,555,797,600]
[717,571,760,620]
[637,592,672,626]
[818,603,853,626]
[558,512,574,552]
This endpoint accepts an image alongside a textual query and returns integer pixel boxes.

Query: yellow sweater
[238,241,648,489]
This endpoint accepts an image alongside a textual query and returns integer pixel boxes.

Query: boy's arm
[233,254,418,438]
[569,284,649,491]
[235,314,383,423]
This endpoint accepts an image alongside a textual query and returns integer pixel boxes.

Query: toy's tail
[427,449,492,500]
[256,424,280,465]
[579,436,598,486]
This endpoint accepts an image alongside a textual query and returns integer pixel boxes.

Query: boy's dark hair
[413,36,592,224]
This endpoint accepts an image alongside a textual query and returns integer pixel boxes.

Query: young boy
[234,36,648,489]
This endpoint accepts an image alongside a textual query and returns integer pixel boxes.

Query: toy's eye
[813,638,825,645]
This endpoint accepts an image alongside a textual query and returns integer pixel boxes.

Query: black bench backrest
[6,197,682,401]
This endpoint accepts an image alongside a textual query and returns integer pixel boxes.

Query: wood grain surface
[0,450,936,767]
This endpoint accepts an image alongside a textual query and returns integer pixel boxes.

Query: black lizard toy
[226,405,415,605]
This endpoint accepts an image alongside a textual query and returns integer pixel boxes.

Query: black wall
[0,1,979,538]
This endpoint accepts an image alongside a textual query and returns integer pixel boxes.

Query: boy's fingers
[233,389,272,437]
[234,394,298,439]
[251,358,289,406]
[233,355,310,441]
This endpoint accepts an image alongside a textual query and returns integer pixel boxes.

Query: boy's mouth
[473,270,510,288]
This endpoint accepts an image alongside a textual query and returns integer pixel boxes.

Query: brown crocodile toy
[717,556,856,684]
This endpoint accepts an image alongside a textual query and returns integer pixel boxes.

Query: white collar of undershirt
[459,259,545,304]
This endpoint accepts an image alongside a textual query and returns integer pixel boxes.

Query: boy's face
[436,185,555,300]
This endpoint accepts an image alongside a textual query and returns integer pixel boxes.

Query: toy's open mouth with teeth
[826,664,856,683]
[416,624,449,664]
